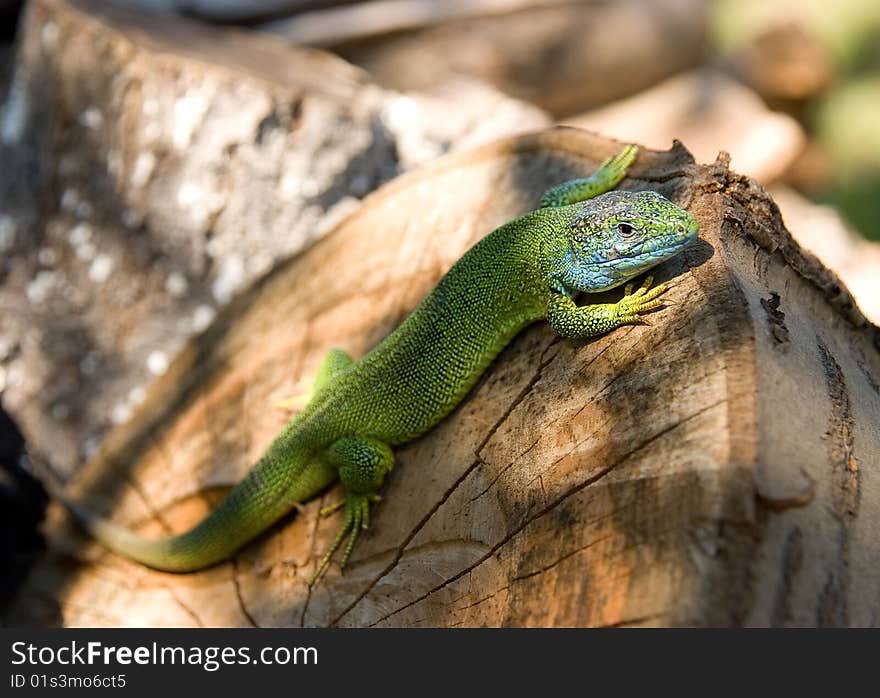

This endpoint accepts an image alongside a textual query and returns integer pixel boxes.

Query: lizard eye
[617,223,636,239]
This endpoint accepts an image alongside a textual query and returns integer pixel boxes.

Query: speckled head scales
[556,190,698,293]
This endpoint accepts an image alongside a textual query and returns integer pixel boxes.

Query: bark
[769,186,880,327]
[7,128,880,627]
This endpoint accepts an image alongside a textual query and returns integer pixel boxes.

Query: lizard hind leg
[310,435,394,586]
[539,144,638,208]
[275,347,354,411]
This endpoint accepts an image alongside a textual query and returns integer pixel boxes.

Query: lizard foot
[310,492,381,587]
[595,143,639,186]
[616,275,671,325]
[320,493,380,518]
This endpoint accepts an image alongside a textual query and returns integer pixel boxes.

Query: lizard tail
[63,428,336,572]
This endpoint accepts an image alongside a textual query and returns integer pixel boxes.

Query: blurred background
[2,0,877,302]
[0,0,878,613]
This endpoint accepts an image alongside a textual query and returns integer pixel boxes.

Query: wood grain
[9,128,880,627]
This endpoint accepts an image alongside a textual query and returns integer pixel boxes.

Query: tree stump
[8,127,880,628]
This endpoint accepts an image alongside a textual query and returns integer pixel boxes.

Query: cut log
[7,127,880,627]
[0,0,547,478]
[728,22,835,113]
[262,0,709,117]
[565,69,805,183]
[770,185,880,327]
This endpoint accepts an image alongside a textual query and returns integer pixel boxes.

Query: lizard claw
[310,491,379,587]
[616,276,672,326]
[319,499,345,517]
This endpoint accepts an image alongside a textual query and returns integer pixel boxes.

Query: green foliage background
[714,0,880,240]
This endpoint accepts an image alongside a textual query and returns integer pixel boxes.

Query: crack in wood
[164,587,206,628]
[299,490,330,627]
[365,464,619,626]
[365,398,728,626]
[231,559,259,628]
[817,339,860,520]
[815,337,858,626]
[512,531,617,583]
[329,335,561,625]
[454,585,509,614]
[468,337,617,504]
[760,292,789,346]
[770,526,802,627]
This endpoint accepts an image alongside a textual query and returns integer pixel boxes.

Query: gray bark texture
[0,0,547,479]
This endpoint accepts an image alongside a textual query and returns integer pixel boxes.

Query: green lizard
[68,144,698,585]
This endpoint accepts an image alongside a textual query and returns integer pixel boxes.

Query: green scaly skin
[70,145,699,585]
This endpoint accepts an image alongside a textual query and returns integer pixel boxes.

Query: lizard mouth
[595,221,698,270]
[566,215,699,293]
[596,240,690,270]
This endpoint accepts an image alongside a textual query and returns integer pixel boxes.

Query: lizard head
[552,190,698,293]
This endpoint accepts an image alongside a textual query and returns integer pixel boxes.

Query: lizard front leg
[539,144,638,208]
[547,275,669,339]
[311,435,394,586]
